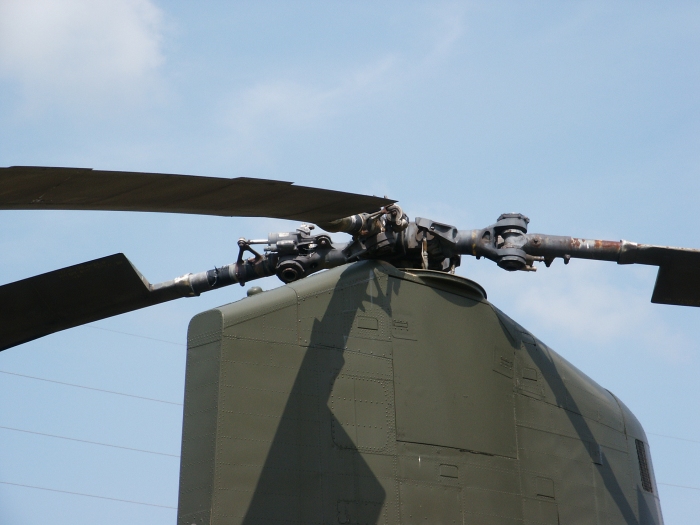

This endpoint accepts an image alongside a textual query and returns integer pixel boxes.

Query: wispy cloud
[0,0,165,111]
[474,261,692,362]
[229,56,397,136]
[218,6,468,167]
[218,55,396,166]
[420,3,467,67]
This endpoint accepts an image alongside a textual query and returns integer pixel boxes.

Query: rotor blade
[464,228,700,307]
[539,238,700,307]
[0,166,394,223]
[618,242,700,307]
[0,254,174,351]
[651,264,700,307]
[617,242,700,267]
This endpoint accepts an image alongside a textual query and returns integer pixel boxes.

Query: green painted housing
[177,261,663,525]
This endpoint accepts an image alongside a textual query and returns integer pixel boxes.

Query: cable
[5,370,699,448]
[658,482,700,492]
[0,370,183,406]
[0,480,176,509]
[2,480,696,512]
[0,425,179,458]
[84,325,185,347]
[648,432,700,445]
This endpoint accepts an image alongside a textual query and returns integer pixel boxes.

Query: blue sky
[0,1,699,523]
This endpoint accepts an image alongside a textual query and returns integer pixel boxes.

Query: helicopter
[2,166,695,524]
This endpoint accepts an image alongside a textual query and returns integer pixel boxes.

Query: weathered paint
[177,260,663,525]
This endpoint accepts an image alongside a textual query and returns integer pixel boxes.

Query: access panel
[390,276,517,458]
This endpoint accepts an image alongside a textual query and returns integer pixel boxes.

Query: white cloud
[0,0,164,107]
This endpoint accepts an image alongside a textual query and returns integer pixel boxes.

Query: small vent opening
[635,439,653,493]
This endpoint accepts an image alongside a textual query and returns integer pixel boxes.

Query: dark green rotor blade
[0,166,394,223]
[622,243,700,267]
[0,254,169,351]
[651,264,700,306]
[650,250,700,307]
[618,243,700,306]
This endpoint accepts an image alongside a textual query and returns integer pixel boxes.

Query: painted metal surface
[177,261,663,524]
[5,202,700,355]
[0,166,393,222]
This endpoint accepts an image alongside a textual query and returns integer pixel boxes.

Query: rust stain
[594,240,622,249]
[570,238,621,251]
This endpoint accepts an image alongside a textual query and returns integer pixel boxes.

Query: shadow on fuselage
[519,336,652,524]
[241,263,400,523]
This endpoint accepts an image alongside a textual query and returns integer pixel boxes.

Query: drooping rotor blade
[0,244,326,351]
[651,264,700,306]
[619,244,700,307]
[0,254,172,351]
[0,166,394,223]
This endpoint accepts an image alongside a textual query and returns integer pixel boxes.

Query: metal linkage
[11,203,700,353]
[259,223,349,283]
[451,214,628,271]
[153,208,700,303]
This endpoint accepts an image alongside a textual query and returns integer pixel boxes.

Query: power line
[5,372,700,444]
[0,425,180,458]
[5,369,700,447]
[84,325,185,347]
[1,479,695,512]
[0,370,183,406]
[658,482,700,492]
[648,432,700,445]
[0,480,176,509]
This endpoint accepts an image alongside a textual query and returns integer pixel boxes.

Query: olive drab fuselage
[177,261,663,525]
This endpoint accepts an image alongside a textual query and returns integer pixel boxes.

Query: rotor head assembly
[1,165,699,352]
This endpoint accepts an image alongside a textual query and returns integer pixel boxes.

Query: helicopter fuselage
[177,260,662,525]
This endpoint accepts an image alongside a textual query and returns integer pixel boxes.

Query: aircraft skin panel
[613,395,665,524]
[178,308,224,525]
[388,275,518,459]
[177,261,663,525]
